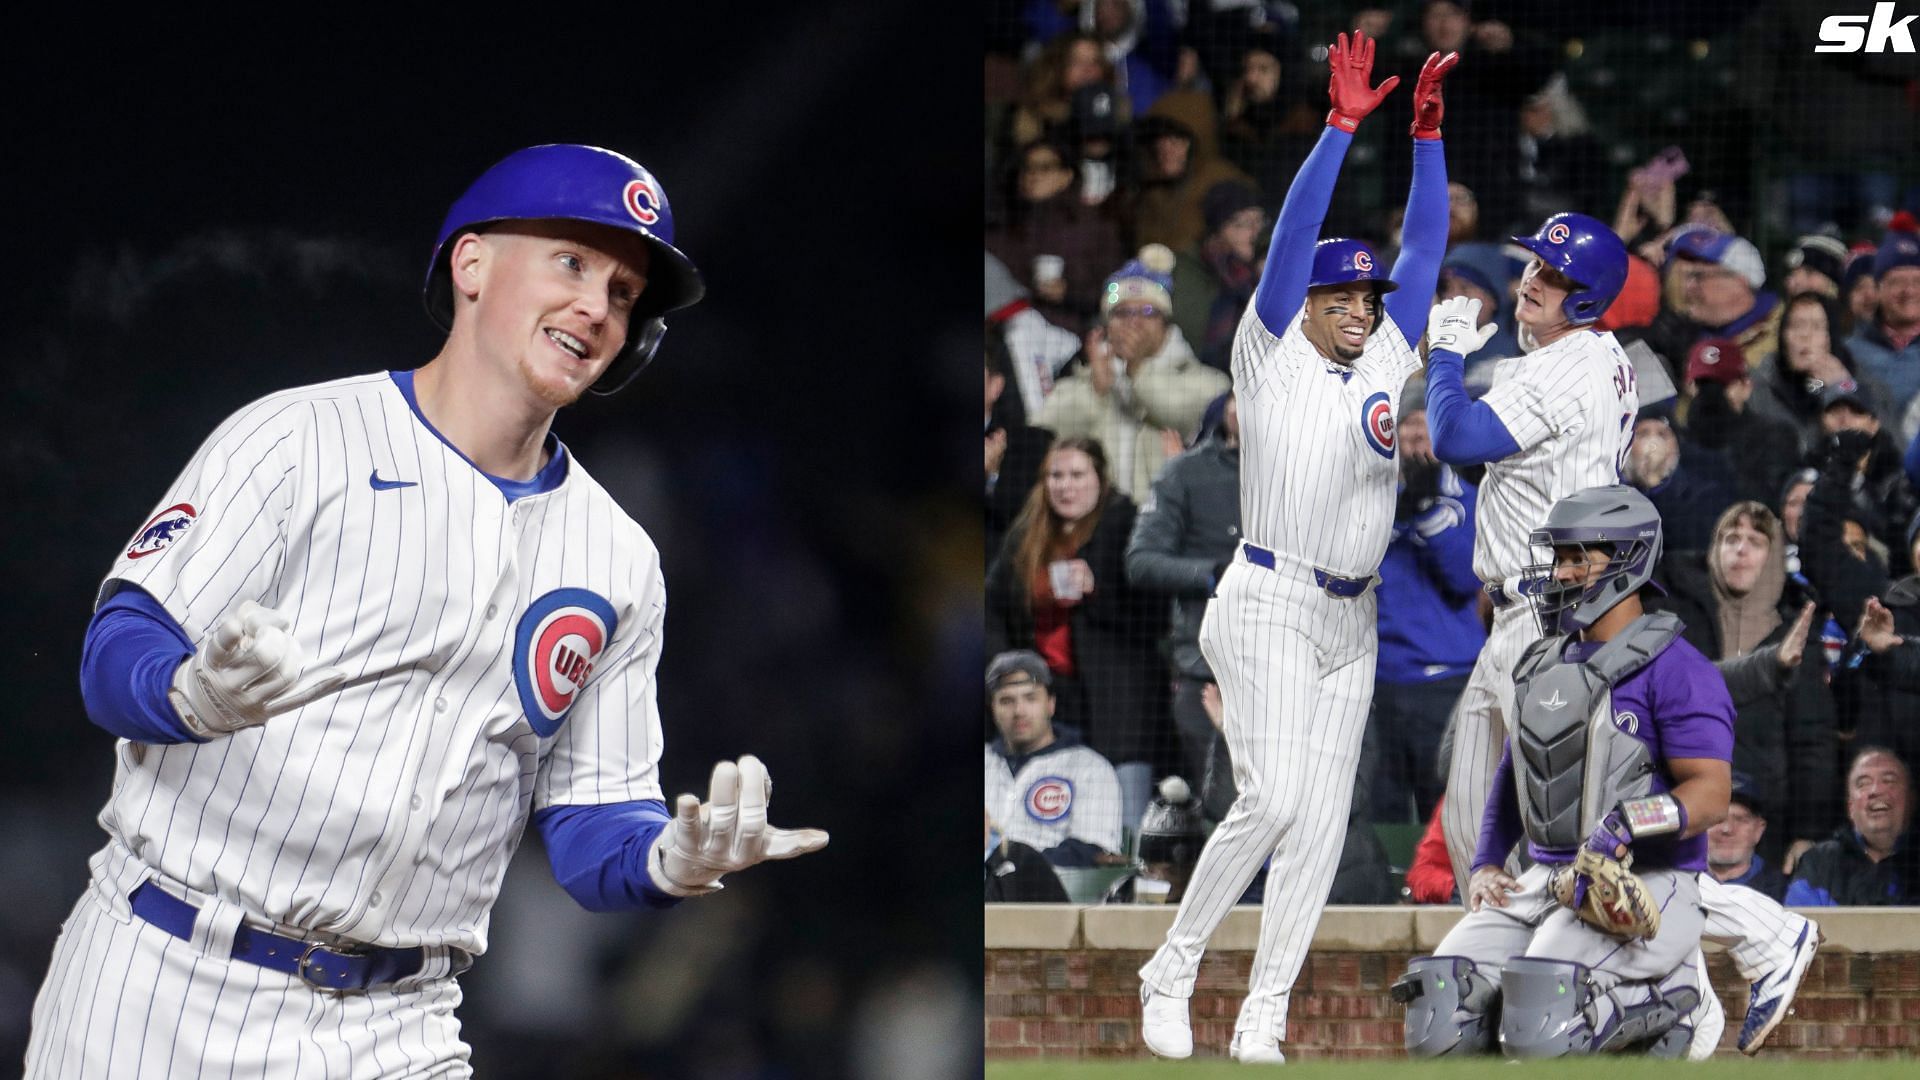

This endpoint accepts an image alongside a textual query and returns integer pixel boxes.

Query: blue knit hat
[1103,244,1176,316]
[1873,217,1920,279]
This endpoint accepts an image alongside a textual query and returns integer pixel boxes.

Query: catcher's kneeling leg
[1393,956,1499,1056]
[1501,958,1700,1057]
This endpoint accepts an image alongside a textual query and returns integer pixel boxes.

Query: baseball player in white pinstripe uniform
[1426,211,1819,1056]
[1138,33,1457,1064]
[26,145,828,1078]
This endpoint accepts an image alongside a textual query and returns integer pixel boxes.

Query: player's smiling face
[1514,258,1575,334]
[1301,283,1378,364]
[463,220,652,408]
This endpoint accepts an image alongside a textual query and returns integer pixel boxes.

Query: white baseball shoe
[1686,965,1725,1060]
[1140,987,1193,1059]
[1230,1031,1287,1065]
[1739,916,1820,1054]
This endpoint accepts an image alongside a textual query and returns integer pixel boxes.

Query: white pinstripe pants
[25,868,470,1079]
[1140,555,1378,1040]
[1440,605,1814,982]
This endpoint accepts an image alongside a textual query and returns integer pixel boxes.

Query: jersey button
[369,892,383,908]
[434,698,447,712]
[485,604,498,620]
[411,794,423,811]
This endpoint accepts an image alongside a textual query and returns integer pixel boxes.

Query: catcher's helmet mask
[424,144,707,395]
[1521,485,1666,636]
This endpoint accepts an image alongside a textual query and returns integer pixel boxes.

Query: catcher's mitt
[1548,848,1661,940]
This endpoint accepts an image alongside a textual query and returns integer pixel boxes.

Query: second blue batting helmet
[424,144,707,395]
[1308,238,1398,295]
[1511,212,1627,325]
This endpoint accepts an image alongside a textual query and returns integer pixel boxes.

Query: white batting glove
[1426,296,1499,359]
[647,755,830,897]
[168,601,349,738]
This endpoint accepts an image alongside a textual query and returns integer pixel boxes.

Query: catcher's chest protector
[1511,612,1683,850]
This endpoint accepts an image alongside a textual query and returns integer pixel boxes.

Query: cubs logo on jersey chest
[513,588,619,737]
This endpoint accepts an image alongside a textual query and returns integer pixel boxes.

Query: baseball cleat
[1140,987,1193,1059]
[1686,969,1725,1060]
[1738,917,1820,1054]
[1230,1031,1287,1065]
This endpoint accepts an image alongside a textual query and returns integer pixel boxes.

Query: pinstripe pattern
[29,372,667,1073]
[1438,328,1812,980]
[1141,306,1413,1043]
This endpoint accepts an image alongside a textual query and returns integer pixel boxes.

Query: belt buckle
[296,940,361,994]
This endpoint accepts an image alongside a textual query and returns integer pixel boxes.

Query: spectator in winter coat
[1748,292,1867,459]
[1846,222,1920,416]
[1677,337,1802,508]
[988,438,1171,833]
[1835,519,1920,774]
[1125,391,1240,809]
[1707,778,1788,902]
[1623,410,1739,555]
[1040,247,1230,498]
[1169,183,1265,373]
[1786,747,1920,906]
[1810,382,1918,578]
[1369,401,1484,825]
[988,138,1130,333]
[1650,501,1838,868]
[1645,230,1782,385]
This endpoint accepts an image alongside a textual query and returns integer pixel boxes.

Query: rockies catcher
[1394,485,1732,1057]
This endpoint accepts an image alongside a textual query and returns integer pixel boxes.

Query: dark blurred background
[1,11,980,1079]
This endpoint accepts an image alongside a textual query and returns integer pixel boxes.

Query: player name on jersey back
[98,372,668,953]
[1473,330,1639,587]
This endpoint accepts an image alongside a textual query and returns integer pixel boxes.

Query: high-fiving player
[27,145,828,1077]
[1139,33,1456,1065]
[1425,211,1818,1055]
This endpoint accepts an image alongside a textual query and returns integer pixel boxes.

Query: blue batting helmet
[1308,238,1398,295]
[424,144,707,395]
[1511,212,1628,325]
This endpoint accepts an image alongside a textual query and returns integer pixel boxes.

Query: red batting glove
[1409,50,1459,140]
[1325,30,1400,134]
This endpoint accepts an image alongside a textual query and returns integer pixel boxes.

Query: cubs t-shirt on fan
[984,733,1122,859]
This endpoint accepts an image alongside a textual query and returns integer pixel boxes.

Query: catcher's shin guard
[1501,958,1697,1057]
[1393,956,1499,1056]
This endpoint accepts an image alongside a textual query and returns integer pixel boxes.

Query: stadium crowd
[984,0,1920,908]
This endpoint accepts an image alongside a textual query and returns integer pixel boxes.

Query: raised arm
[1385,52,1458,338]
[1252,31,1399,335]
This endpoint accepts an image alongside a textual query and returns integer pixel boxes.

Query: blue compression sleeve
[1252,127,1353,335]
[80,588,202,744]
[1385,138,1449,337]
[1472,743,1523,871]
[1425,348,1521,465]
[533,801,682,912]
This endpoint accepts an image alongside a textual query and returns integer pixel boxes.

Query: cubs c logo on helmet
[1025,777,1074,823]
[127,503,196,559]
[1547,222,1572,245]
[513,588,620,737]
[623,177,662,227]
[1352,250,1374,273]
[1361,392,1396,459]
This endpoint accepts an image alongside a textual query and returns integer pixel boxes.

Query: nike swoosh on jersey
[369,471,418,491]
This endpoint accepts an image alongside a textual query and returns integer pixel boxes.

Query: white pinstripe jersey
[95,371,666,954]
[1230,304,1423,578]
[1472,328,1639,585]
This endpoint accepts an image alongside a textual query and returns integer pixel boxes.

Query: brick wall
[984,905,1920,1061]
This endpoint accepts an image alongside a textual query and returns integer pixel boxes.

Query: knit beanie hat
[1103,244,1177,315]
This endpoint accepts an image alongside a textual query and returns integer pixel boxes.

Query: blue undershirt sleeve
[1425,349,1522,465]
[1385,138,1448,338]
[80,587,203,744]
[1472,742,1523,871]
[1252,127,1353,336]
[533,801,683,912]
